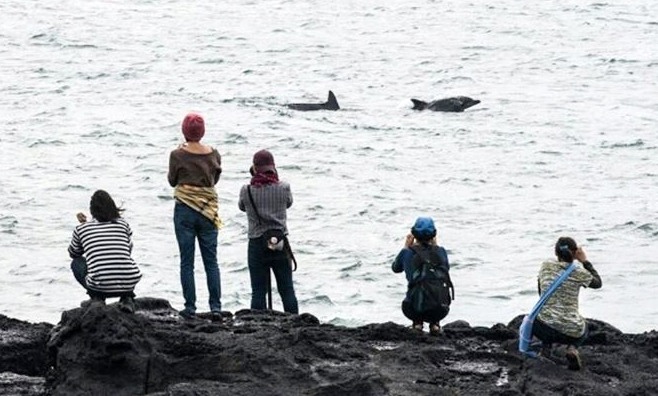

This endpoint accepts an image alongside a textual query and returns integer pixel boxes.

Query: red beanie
[253,149,276,173]
[182,113,205,142]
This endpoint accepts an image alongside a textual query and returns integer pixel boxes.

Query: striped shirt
[68,219,142,294]
[238,181,293,239]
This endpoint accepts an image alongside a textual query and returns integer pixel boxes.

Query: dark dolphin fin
[411,99,428,110]
[286,91,338,111]
[325,91,339,110]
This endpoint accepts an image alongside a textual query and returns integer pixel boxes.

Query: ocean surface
[1,0,657,332]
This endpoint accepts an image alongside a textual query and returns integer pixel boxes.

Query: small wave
[76,72,110,80]
[28,139,65,148]
[63,44,98,49]
[59,185,87,191]
[223,133,247,144]
[198,59,224,64]
[301,295,333,305]
[601,139,644,149]
[0,216,18,234]
[340,262,362,272]
[607,58,640,64]
[636,223,658,237]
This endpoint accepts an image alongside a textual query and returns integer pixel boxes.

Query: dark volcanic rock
[0,314,52,396]
[2,298,657,395]
[0,314,53,376]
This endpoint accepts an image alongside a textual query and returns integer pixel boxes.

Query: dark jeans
[70,256,135,299]
[402,300,449,324]
[248,236,298,314]
[174,202,221,314]
[532,318,588,347]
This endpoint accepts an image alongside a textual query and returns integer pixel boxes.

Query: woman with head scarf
[238,149,298,314]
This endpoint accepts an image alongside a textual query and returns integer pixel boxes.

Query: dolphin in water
[286,91,340,111]
[411,96,480,112]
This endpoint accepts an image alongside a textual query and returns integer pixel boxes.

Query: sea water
[1,0,657,332]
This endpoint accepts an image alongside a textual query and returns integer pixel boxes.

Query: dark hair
[554,236,577,262]
[89,190,124,222]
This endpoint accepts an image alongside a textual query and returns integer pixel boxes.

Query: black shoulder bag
[247,186,298,271]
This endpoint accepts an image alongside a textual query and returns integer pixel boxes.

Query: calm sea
[1,0,657,332]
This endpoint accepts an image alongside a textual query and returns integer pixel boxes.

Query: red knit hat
[253,149,276,173]
[181,113,205,142]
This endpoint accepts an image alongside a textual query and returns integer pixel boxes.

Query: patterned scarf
[174,185,223,229]
[250,171,279,186]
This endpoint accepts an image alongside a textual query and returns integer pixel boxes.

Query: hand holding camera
[76,212,87,224]
[574,247,588,263]
[404,234,415,248]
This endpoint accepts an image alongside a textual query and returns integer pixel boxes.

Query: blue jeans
[70,256,135,299]
[248,236,298,314]
[532,318,588,347]
[174,202,221,314]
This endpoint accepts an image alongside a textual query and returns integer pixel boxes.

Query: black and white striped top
[68,219,142,294]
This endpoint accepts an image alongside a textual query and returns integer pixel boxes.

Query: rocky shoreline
[1,298,656,395]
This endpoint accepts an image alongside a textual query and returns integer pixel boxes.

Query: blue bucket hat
[411,217,436,239]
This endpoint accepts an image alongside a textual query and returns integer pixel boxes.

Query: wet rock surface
[1,298,656,395]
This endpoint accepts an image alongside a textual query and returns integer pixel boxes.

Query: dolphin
[286,91,340,111]
[410,96,480,112]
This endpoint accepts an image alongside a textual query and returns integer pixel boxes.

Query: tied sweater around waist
[174,185,223,229]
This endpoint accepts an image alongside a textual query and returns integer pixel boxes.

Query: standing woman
[238,149,298,314]
[168,113,223,321]
[68,190,142,313]
[533,236,602,370]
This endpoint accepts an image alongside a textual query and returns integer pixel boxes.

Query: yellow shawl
[174,185,223,229]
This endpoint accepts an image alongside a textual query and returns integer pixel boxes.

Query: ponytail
[554,237,577,262]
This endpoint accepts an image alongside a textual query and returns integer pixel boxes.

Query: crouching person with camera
[238,149,298,314]
[392,217,454,335]
[68,190,142,313]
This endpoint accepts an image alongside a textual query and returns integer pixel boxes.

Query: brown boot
[429,323,442,336]
[411,321,423,331]
[566,346,583,370]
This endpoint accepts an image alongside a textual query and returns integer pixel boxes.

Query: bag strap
[527,262,576,322]
[248,186,298,272]
[246,186,262,225]
[284,238,298,272]
[519,262,576,357]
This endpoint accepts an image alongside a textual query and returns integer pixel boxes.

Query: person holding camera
[68,190,142,313]
[532,236,602,370]
[168,113,223,321]
[238,149,298,314]
[392,217,452,335]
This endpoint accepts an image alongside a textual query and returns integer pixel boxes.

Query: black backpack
[407,246,455,313]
